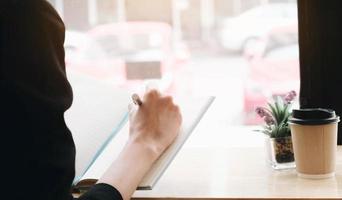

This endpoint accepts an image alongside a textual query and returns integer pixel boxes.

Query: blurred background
[47,0,299,144]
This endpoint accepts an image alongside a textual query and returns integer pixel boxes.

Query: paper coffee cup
[288,108,340,179]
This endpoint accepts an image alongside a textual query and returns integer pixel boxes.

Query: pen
[132,93,143,106]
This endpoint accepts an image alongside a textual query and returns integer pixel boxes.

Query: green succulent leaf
[257,93,295,138]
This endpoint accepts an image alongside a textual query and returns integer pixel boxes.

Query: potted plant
[255,91,296,170]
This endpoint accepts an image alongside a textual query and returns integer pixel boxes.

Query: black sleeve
[1,1,122,200]
[78,184,123,200]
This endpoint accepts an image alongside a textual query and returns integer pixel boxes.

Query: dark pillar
[298,0,342,144]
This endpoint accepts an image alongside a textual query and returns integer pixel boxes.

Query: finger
[173,105,182,124]
[173,105,180,112]
[161,96,174,105]
[143,89,161,101]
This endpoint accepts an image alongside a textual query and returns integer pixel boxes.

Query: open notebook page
[80,96,215,189]
[65,71,130,182]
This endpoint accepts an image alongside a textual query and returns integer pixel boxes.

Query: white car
[218,3,297,52]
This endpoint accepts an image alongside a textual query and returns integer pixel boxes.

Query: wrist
[98,135,162,200]
[126,137,161,162]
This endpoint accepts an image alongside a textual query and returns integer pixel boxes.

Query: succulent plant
[255,91,297,138]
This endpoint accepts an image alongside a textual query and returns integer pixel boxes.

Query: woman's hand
[98,89,182,200]
[128,89,182,159]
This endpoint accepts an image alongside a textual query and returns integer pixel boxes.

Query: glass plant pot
[265,136,296,170]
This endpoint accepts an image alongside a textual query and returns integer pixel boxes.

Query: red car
[243,25,299,125]
[65,22,189,93]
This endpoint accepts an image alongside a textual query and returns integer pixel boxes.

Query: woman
[1,1,182,200]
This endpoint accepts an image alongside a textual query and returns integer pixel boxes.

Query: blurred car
[65,22,190,93]
[87,22,190,92]
[243,41,299,125]
[244,24,298,60]
[218,3,297,52]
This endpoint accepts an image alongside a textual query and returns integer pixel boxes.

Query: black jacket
[1,1,122,199]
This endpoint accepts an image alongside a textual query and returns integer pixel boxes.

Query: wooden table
[132,146,342,199]
[71,96,342,199]
[130,98,342,199]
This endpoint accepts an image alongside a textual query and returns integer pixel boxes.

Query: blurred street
[55,0,299,128]
[174,53,248,125]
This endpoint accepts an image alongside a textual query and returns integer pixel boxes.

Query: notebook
[64,72,130,182]
[65,71,215,191]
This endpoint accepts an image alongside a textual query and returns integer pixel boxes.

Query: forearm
[97,139,159,200]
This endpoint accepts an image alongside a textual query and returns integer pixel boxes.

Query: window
[52,0,299,146]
